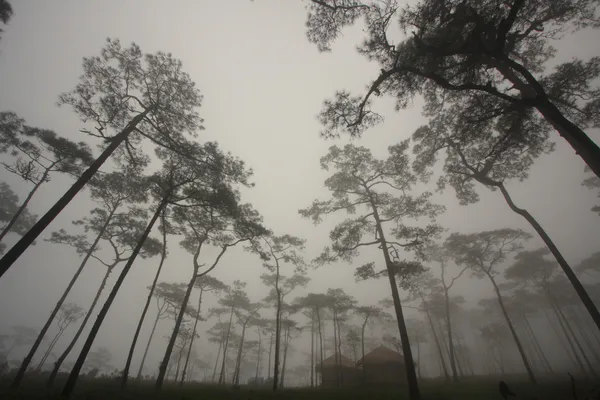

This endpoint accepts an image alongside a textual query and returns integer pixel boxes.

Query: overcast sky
[0,0,599,380]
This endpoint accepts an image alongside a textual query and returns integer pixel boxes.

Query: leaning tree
[445,228,537,383]
[0,182,36,255]
[299,141,443,400]
[0,37,204,277]
[304,0,600,178]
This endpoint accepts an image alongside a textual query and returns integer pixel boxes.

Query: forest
[0,1,599,399]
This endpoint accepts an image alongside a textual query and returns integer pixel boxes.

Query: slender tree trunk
[552,298,597,377]
[336,316,343,385]
[443,287,458,382]
[36,329,64,372]
[212,340,223,383]
[0,168,49,243]
[361,319,367,384]
[317,309,324,386]
[0,109,151,278]
[136,302,164,380]
[369,199,419,399]
[267,333,273,380]
[9,205,116,389]
[255,328,262,382]
[219,307,235,384]
[272,263,282,391]
[420,295,450,381]
[310,313,315,387]
[281,327,290,388]
[416,340,421,380]
[156,266,198,388]
[523,314,554,374]
[332,311,339,387]
[174,347,185,382]
[543,308,580,368]
[180,289,204,385]
[487,274,536,384]
[122,209,168,387]
[567,307,600,366]
[61,197,166,398]
[234,323,247,385]
[496,183,600,334]
[48,266,114,387]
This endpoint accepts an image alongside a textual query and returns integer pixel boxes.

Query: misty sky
[0,0,599,379]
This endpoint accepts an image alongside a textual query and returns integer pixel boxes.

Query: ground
[1,373,599,399]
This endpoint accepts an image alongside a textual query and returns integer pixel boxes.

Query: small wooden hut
[315,353,360,388]
[356,345,406,386]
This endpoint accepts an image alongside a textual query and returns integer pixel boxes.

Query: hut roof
[316,353,356,369]
[357,345,404,365]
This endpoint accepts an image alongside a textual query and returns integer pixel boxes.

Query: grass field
[1,374,598,400]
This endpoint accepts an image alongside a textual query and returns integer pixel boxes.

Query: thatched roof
[356,345,404,365]
[315,353,356,369]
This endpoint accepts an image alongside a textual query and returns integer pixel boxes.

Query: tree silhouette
[446,228,536,383]
[582,166,600,216]
[300,142,443,400]
[411,101,600,335]
[0,182,37,254]
[0,0,12,39]
[0,111,93,244]
[305,0,600,177]
[0,37,203,276]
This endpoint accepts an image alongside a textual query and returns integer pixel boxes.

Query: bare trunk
[61,197,166,398]
[180,289,204,385]
[0,109,150,278]
[156,266,197,388]
[122,209,168,387]
[421,295,449,381]
[523,314,554,374]
[10,205,115,389]
[136,304,162,380]
[211,340,222,383]
[267,333,273,380]
[219,307,235,384]
[361,319,367,384]
[487,274,536,384]
[443,287,458,382]
[316,309,324,386]
[255,328,262,381]
[497,183,600,334]
[272,262,282,391]
[36,329,63,372]
[280,326,290,388]
[310,313,314,387]
[48,266,113,387]
[234,323,247,385]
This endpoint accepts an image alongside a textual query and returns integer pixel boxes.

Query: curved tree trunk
[156,267,197,388]
[0,109,150,279]
[497,183,600,334]
[47,266,114,387]
[61,198,166,398]
[9,205,115,389]
[0,169,48,243]
[487,274,536,384]
[180,288,204,385]
[122,209,168,387]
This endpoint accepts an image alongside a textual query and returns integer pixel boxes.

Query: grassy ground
[1,374,598,400]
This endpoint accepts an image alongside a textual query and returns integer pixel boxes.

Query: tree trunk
[255,328,262,382]
[567,307,600,366]
[443,287,459,382]
[48,266,114,387]
[0,109,150,278]
[36,329,64,372]
[420,295,450,381]
[272,263,282,391]
[0,168,48,243]
[280,327,290,388]
[523,314,554,374]
[212,340,223,383]
[122,209,168,387]
[497,183,600,334]
[61,197,166,398]
[234,323,247,385]
[332,310,339,388]
[416,340,421,380]
[367,191,420,400]
[267,333,273,380]
[548,296,589,376]
[136,301,164,380]
[174,347,185,383]
[9,205,116,389]
[487,274,536,384]
[156,265,198,388]
[180,288,204,385]
[551,298,597,377]
[219,307,235,384]
[310,313,314,387]
[543,308,580,368]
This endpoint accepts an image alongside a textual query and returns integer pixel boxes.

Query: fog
[0,0,599,394]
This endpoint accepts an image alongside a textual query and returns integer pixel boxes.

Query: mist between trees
[0,1,600,400]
